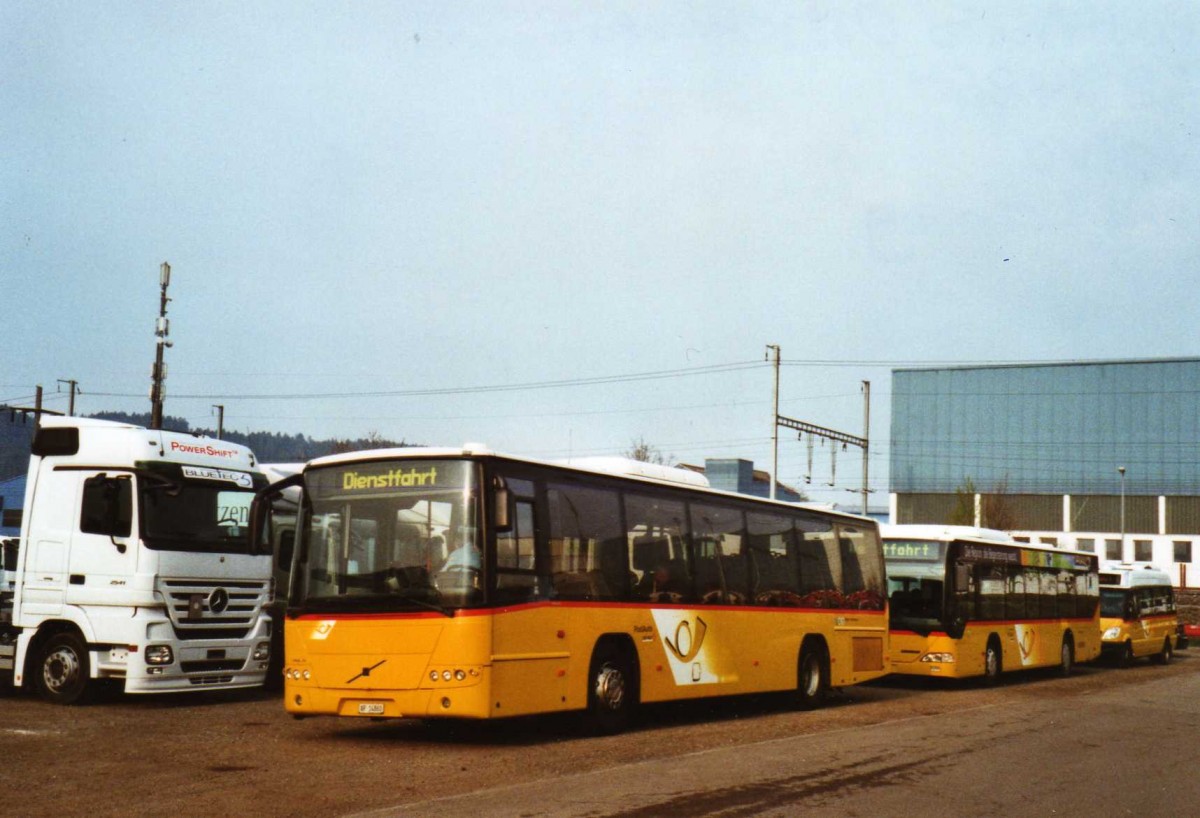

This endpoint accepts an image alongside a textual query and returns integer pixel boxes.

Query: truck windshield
[290,459,480,614]
[139,463,263,555]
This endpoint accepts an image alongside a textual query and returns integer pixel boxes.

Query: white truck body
[0,416,273,702]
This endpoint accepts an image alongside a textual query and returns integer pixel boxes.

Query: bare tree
[981,478,1017,531]
[948,477,977,526]
[624,436,672,465]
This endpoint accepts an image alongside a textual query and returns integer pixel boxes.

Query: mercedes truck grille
[162,579,269,640]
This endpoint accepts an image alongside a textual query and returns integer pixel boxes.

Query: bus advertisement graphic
[651,610,723,686]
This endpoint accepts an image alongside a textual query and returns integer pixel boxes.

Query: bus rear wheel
[983,640,1002,685]
[796,643,828,710]
[1152,638,1173,665]
[1059,635,1074,676]
[35,632,92,705]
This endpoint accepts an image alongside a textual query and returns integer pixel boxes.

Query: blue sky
[3,2,1197,505]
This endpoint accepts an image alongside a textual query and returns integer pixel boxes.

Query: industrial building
[889,358,1200,586]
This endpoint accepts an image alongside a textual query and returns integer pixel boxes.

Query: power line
[85,359,767,401]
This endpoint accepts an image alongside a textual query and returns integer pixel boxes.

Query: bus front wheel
[1119,641,1134,668]
[586,644,635,734]
[796,644,828,710]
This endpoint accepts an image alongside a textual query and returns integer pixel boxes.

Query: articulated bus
[253,447,889,731]
[882,525,1101,682]
[1098,563,1178,665]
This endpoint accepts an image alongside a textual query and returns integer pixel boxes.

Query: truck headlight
[145,645,174,665]
[253,641,271,661]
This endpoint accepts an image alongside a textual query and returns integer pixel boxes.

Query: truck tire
[35,632,92,705]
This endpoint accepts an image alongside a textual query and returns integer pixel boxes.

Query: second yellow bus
[883,525,1101,682]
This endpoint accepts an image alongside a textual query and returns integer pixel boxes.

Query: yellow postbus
[1099,563,1178,665]
[254,447,889,731]
[882,525,1100,682]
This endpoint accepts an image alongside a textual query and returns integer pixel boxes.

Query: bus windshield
[1100,588,1130,619]
[290,459,480,614]
[884,539,947,635]
[139,463,263,555]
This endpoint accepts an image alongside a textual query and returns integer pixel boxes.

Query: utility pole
[34,385,43,428]
[1118,466,1126,561]
[861,380,870,516]
[213,404,224,439]
[149,262,173,430]
[57,379,79,416]
[766,344,781,500]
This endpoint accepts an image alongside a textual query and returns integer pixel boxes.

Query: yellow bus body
[283,602,888,720]
[890,619,1101,679]
[1098,565,1178,664]
[1099,613,1178,662]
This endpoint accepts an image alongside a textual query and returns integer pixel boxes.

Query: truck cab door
[67,473,136,605]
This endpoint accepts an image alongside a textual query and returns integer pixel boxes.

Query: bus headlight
[1103,627,1122,640]
[145,645,174,665]
[920,652,955,663]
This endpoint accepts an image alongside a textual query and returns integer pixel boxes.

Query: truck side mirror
[80,474,132,551]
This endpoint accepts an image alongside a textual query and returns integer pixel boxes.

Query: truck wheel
[35,632,92,705]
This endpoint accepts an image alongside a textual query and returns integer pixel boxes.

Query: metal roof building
[889,358,1200,585]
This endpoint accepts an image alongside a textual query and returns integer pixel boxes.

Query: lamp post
[1118,466,1126,562]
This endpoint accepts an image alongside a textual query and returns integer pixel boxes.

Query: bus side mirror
[251,474,304,557]
[492,476,511,532]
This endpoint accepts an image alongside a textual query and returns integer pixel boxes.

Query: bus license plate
[357,703,385,715]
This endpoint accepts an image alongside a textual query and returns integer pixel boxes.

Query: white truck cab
[0,416,273,703]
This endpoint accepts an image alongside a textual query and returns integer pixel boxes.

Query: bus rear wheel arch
[585,637,638,734]
[795,637,829,710]
[1152,637,1173,665]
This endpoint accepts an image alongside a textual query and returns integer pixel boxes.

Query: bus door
[489,476,569,716]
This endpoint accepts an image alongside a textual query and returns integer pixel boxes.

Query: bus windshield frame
[288,458,482,615]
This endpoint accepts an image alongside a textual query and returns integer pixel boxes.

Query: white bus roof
[880,524,1015,543]
[1098,562,1173,588]
[298,446,874,522]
